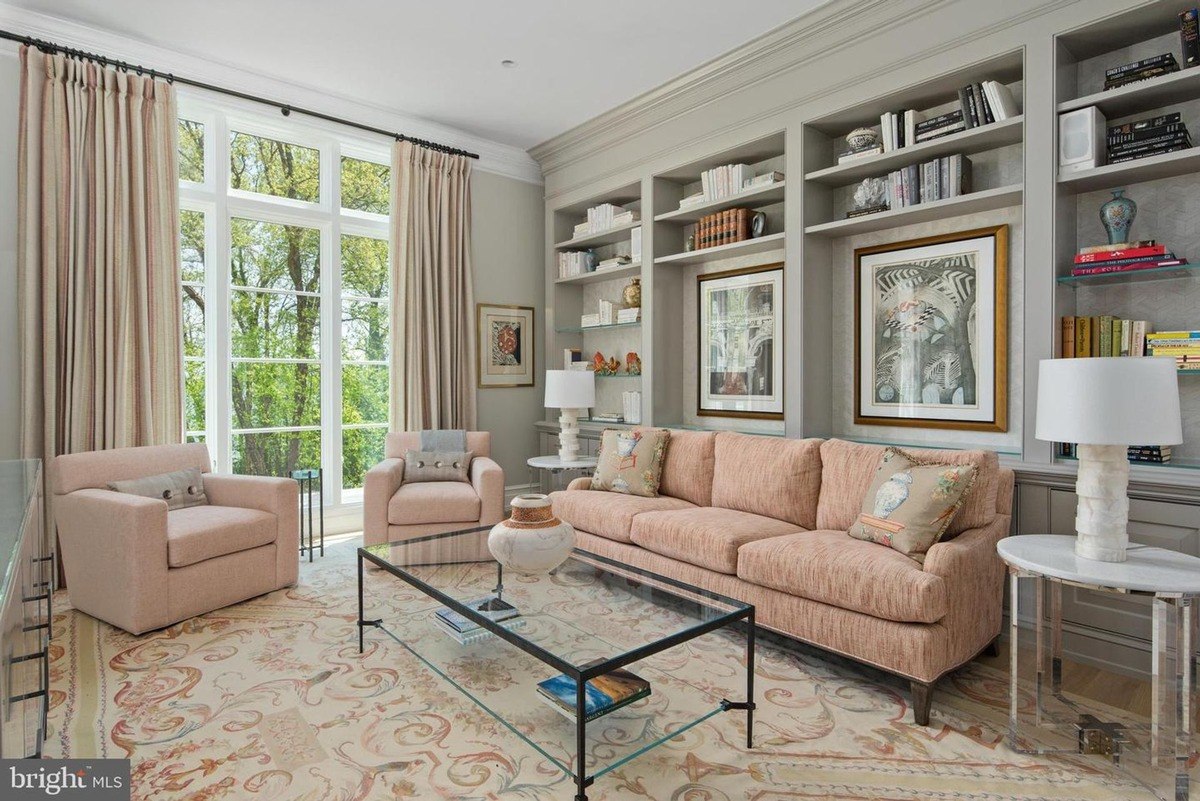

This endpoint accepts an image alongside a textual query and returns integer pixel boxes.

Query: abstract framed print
[697,263,784,419]
[477,303,535,388]
[854,226,1008,431]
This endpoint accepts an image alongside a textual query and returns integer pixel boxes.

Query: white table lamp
[1035,357,1182,562]
[545,370,596,462]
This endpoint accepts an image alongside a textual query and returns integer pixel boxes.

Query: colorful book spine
[1075,244,1167,263]
[1070,259,1186,276]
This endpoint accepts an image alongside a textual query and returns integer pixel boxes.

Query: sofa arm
[364,458,405,546]
[566,476,592,491]
[55,489,171,633]
[471,456,505,525]
[204,474,300,587]
[924,513,1012,660]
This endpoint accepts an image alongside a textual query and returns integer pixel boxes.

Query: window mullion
[327,139,344,506]
[212,111,232,473]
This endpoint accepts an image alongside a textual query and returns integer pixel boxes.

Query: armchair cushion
[388,481,481,526]
[109,467,208,510]
[166,505,276,568]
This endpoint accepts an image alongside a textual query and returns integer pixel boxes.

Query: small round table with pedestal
[527,455,599,493]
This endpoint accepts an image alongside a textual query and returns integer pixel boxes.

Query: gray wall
[472,170,546,486]
[0,47,19,460]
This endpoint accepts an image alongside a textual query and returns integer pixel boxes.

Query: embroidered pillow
[403,450,473,483]
[108,468,208,511]
[591,428,671,498]
[848,448,978,564]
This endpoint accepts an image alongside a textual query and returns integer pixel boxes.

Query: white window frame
[178,93,391,509]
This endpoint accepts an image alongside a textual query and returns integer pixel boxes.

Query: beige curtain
[18,46,184,463]
[390,140,476,430]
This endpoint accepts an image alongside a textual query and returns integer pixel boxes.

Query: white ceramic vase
[488,494,575,574]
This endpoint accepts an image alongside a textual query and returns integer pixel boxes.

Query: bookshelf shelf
[654,232,785,265]
[554,262,641,285]
[804,185,1023,237]
[1057,146,1200,192]
[555,321,642,334]
[1057,263,1200,286]
[554,221,641,250]
[653,182,785,223]
[805,116,1024,186]
[1059,68,1200,118]
[1057,455,1200,471]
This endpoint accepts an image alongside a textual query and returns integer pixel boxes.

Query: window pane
[341,301,388,361]
[229,131,319,202]
[342,364,388,424]
[233,430,320,478]
[231,363,321,429]
[185,360,205,433]
[341,156,389,214]
[232,290,320,359]
[341,234,388,298]
[181,209,205,282]
[186,433,206,445]
[179,119,204,183]
[231,218,320,292]
[342,427,386,490]
[183,287,206,357]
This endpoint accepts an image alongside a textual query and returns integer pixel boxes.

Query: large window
[179,105,390,505]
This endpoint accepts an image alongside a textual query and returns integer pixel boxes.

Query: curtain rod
[0,29,480,160]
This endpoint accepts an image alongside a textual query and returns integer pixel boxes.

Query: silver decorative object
[852,177,888,211]
[846,127,880,150]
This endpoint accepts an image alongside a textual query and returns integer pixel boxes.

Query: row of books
[574,204,639,238]
[1106,112,1191,165]
[1060,442,1174,463]
[694,208,752,250]
[864,81,1018,158]
[852,155,970,218]
[558,253,635,279]
[434,595,525,645]
[1060,315,1151,358]
[679,170,782,209]
[1147,330,1200,373]
[1069,240,1187,277]
[1104,52,1179,91]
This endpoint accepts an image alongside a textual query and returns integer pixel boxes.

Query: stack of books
[575,204,638,237]
[590,412,624,423]
[695,208,751,249]
[1069,240,1186,277]
[699,164,751,200]
[1129,446,1173,464]
[914,110,965,144]
[1146,330,1200,372]
[1104,54,1179,91]
[558,251,591,279]
[434,595,524,645]
[595,255,632,272]
[536,660,651,723]
[622,391,642,424]
[1060,315,1151,357]
[1106,113,1192,165]
[616,307,640,324]
[839,140,883,163]
[875,154,969,214]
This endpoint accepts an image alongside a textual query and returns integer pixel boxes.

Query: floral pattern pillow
[848,448,978,564]
[591,428,671,497]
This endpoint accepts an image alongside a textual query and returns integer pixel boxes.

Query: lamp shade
[1035,357,1182,445]
[544,370,595,409]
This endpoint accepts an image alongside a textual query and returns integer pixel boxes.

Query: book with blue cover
[536,659,651,722]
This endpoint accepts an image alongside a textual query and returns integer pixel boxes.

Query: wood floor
[976,640,1153,718]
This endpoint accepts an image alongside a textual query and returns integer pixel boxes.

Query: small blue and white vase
[1099,189,1137,246]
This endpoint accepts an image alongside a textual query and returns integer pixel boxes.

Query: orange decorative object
[625,352,642,375]
[591,351,607,373]
[606,357,621,375]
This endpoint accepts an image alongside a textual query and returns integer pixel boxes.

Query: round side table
[527,455,598,492]
[998,534,1200,800]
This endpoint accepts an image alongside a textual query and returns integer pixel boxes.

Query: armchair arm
[55,489,171,634]
[566,477,592,491]
[364,458,405,545]
[924,512,1012,662]
[203,474,300,587]
[470,456,505,525]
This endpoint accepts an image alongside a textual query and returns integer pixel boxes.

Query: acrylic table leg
[1049,579,1063,698]
[1008,570,1022,746]
[746,608,756,749]
[1154,597,1170,767]
[575,675,588,801]
[1175,598,1195,801]
[1034,575,1046,726]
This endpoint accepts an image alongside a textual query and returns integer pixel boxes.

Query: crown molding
[0,2,543,185]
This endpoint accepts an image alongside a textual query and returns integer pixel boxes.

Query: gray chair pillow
[108,467,209,510]
[402,450,473,484]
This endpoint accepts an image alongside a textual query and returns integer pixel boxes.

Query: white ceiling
[6,0,828,149]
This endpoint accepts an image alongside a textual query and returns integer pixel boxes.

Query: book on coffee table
[536,659,651,722]
[434,614,526,645]
[434,594,519,633]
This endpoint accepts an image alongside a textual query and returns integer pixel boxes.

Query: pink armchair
[363,432,505,552]
[51,443,299,635]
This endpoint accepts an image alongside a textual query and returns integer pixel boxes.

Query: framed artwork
[477,303,535,388]
[697,264,784,419]
[854,226,1008,431]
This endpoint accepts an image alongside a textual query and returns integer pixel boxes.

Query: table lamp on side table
[545,370,596,462]
[1035,356,1182,562]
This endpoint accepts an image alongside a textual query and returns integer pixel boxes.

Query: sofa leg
[910,681,933,726]
[983,637,1001,658]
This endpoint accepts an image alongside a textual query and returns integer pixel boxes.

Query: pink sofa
[52,443,300,635]
[550,431,1014,725]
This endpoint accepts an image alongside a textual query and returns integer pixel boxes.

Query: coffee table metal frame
[357,526,756,801]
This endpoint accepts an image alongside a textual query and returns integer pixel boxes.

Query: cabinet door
[1049,490,1200,641]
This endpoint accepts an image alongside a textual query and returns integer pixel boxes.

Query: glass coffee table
[357,526,756,801]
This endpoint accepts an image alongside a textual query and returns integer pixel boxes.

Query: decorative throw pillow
[848,448,978,564]
[108,468,208,511]
[591,428,671,498]
[403,450,473,483]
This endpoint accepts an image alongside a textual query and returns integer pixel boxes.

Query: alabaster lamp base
[1073,443,1130,562]
[557,408,582,462]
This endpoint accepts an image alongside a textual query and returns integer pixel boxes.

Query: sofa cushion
[816,439,999,537]
[549,490,695,543]
[659,429,717,507]
[710,433,822,529]
[737,529,948,624]
[166,505,276,568]
[631,507,802,575]
[388,481,481,525]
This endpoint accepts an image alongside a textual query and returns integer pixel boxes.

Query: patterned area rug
[46,539,1165,800]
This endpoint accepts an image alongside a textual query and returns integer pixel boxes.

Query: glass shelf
[555,321,642,333]
[1056,263,1200,287]
[1057,455,1200,471]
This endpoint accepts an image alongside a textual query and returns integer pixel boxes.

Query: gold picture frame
[477,303,535,388]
